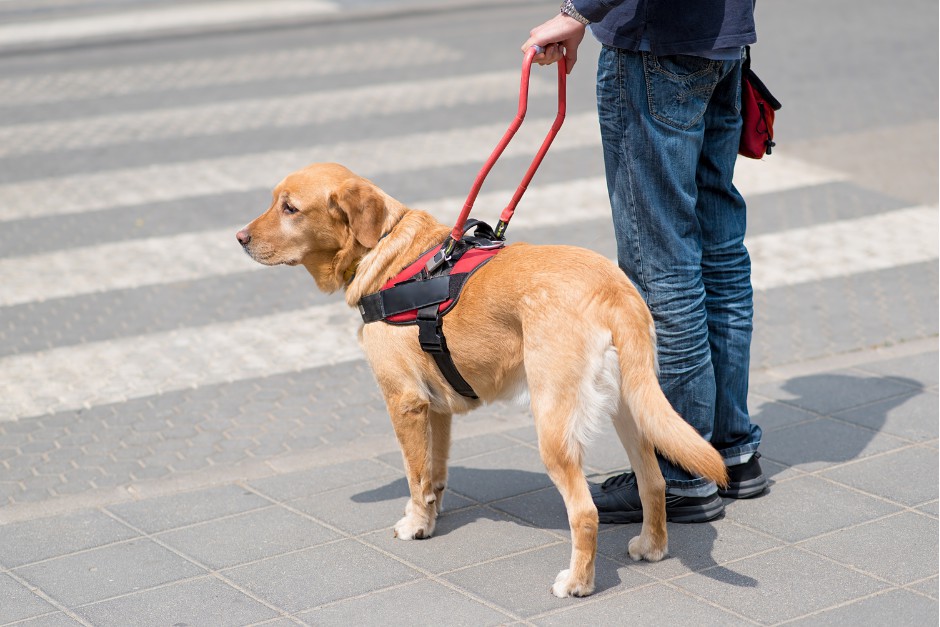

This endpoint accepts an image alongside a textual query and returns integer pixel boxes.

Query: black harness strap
[358,220,501,400]
[359,273,471,324]
[416,305,478,399]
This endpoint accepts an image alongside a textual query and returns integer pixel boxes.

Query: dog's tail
[606,295,728,488]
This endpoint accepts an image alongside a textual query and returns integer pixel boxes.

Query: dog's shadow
[352,372,921,591]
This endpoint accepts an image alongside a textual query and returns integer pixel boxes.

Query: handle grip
[448,45,566,243]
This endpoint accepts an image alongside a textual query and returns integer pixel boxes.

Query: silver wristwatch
[560,0,590,25]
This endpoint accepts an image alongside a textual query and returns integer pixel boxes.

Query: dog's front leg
[389,396,439,540]
[429,410,452,515]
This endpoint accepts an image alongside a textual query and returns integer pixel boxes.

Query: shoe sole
[597,499,725,525]
[718,475,768,499]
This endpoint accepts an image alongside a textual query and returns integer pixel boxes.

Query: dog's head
[236,163,393,292]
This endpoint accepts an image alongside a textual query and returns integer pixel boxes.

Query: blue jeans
[596,46,762,494]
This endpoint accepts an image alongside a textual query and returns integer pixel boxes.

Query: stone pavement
[1,0,937,625]
[1,340,937,625]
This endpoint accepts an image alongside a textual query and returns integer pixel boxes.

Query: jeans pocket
[643,52,722,130]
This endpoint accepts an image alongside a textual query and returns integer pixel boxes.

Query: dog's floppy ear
[333,178,387,249]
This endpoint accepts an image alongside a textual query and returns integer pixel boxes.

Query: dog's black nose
[236,229,251,246]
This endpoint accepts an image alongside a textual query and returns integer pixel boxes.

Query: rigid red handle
[449,45,567,243]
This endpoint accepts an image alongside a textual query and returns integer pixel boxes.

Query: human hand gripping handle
[522,13,586,74]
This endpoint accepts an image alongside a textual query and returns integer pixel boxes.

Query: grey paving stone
[759,417,908,472]
[535,581,749,626]
[724,475,901,543]
[14,539,206,607]
[752,370,920,417]
[6,613,84,626]
[0,572,56,624]
[907,575,938,600]
[291,475,472,536]
[501,424,538,444]
[445,445,555,504]
[489,486,569,533]
[580,422,635,474]
[107,484,270,533]
[801,512,938,585]
[856,350,939,388]
[919,500,940,518]
[444,542,652,618]
[248,458,397,502]
[597,518,784,581]
[299,578,511,626]
[833,391,939,443]
[373,431,521,473]
[360,506,558,574]
[76,576,278,627]
[787,588,938,627]
[672,546,888,624]
[222,539,420,613]
[247,619,298,627]
[749,397,818,432]
[0,510,138,568]
[446,431,523,462]
[820,446,939,507]
[752,264,938,370]
[746,460,789,496]
[157,506,341,569]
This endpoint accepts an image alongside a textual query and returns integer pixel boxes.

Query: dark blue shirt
[572,0,756,55]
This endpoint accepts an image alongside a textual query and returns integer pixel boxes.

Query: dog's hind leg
[430,410,452,515]
[387,393,439,540]
[609,404,669,561]
[525,333,609,598]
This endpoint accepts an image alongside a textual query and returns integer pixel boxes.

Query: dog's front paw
[393,514,435,540]
[627,535,667,562]
[550,568,595,598]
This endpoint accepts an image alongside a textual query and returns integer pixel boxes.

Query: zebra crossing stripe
[0,1,338,49]
[748,205,938,290]
[1,205,935,420]
[0,109,847,224]
[0,71,549,157]
[0,112,601,223]
[1,157,847,307]
[0,37,459,106]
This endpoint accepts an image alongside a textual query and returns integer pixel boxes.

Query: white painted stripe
[0,38,459,106]
[1,157,846,306]
[0,112,602,223]
[0,72,547,157]
[748,206,939,290]
[418,154,849,226]
[0,110,843,224]
[0,1,337,48]
[0,301,362,421]
[1,206,936,420]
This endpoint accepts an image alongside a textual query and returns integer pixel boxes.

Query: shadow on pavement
[350,372,923,588]
[755,372,923,478]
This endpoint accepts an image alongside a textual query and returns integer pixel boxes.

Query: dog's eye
[283,204,298,215]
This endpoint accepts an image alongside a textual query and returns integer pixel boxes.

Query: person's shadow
[352,372,923,591]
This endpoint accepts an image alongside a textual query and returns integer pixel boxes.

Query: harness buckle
[426,237,456,274]
[416,306,445,354]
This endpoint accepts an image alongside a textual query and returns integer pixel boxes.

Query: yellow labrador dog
[237,162,727,597]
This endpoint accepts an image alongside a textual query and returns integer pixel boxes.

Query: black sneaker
[589,472,725,524]
[717,452,768,499]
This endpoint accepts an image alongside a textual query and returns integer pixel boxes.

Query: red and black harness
[356,46,566,399]
[358,220,503,398]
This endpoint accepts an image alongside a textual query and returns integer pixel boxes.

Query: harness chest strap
[356,222,503,399]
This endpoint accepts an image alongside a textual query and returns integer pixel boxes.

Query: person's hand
[522,13,586,74]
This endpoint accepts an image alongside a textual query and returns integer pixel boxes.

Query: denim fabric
[596,46,762,494]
